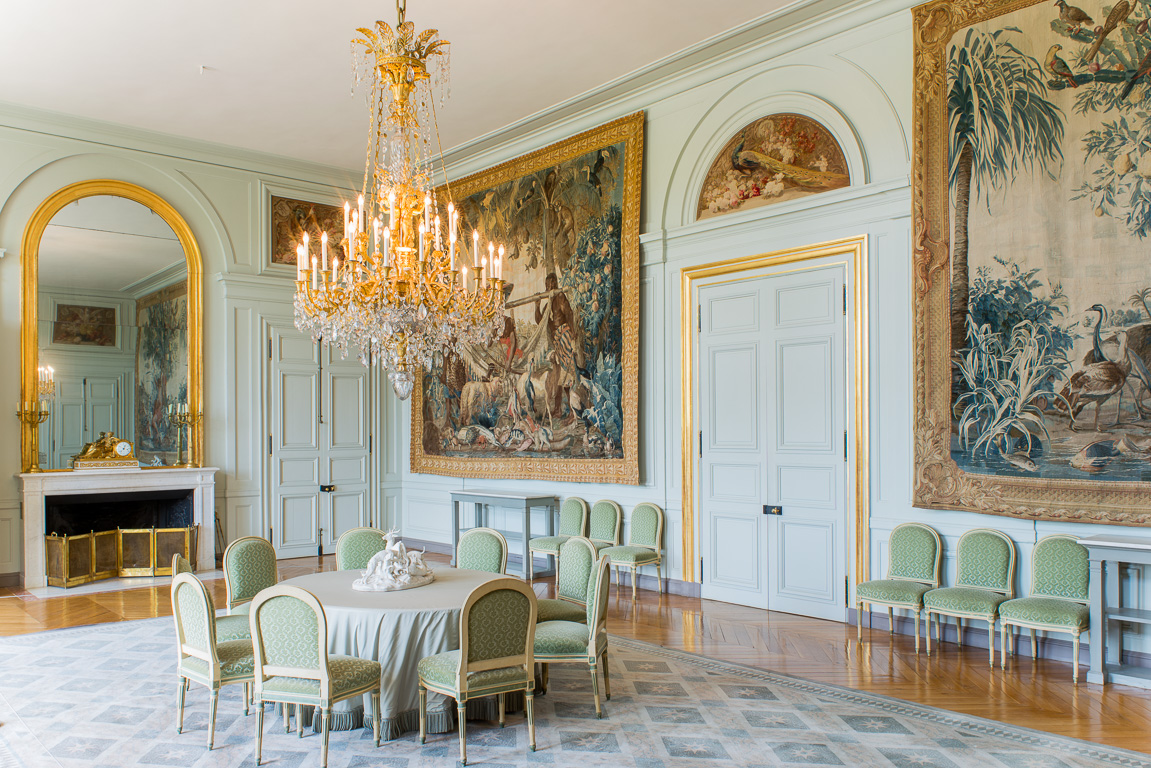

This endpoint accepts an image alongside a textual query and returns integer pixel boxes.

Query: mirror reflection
[36,195,189,469]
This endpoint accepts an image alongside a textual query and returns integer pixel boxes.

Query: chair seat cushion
[528,535,570,554]
[183,638,255,681]
[924,587,1008,617]
[600,545,658,565]
[263,654,381,701]
[417,650,530,693]
[537,598,587,623]
[592,541,615,552]
[215,613,252,643]
[999,597,1089,629]
[856,579,932,606]
[534,620,591,656]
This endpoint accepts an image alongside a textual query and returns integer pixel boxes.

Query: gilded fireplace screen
[44,525,197,588]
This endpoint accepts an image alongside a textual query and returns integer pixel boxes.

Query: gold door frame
[20,180,204,471]
[680,235,870,584]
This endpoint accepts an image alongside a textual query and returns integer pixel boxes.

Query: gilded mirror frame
[20,180,204,471]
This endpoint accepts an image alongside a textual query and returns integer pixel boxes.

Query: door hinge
[843,429,848,461]
[845,576,849,607]
[268,338,272,360]
[369,434,373,454]
[843,285,847,316]
[268,526,273,543]
[697,304,701,332]
[268,434,273,456]
[699,556,703,576]
[698,430,703,457]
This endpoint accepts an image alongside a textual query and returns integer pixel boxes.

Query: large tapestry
[696,113,849,220]
[913,0,1151,523]
[135,282,187,466]
[411,113,643,483]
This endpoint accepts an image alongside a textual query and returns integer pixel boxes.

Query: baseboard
[0,572,18,588]
[851,607,1151,669]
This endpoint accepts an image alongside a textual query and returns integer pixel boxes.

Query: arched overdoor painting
[696,113,850,220]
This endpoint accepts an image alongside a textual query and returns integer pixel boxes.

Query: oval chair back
[335,527,388,571]
[628,503,663,549]
[1030,535,1089,602]
[587,555,611,636]
[250,585,326,691]
[588,500,622,550]
[954,528,1016,597]
[223,536,277,610]
[556,537,597,604]
[459,578,538,690]
[172,552,194,575]
[457,527,508,574]
[886,522,942,586]
[172,572,218,670]
[558,497,590,538]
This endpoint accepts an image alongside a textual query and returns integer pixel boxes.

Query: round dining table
[280,565,505,740]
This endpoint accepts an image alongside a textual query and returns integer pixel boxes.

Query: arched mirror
[20,181,203,472]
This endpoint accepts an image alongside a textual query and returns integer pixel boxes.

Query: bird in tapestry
[1055,0,1094,32]
[1045,44,1079,88]
[1121,47,1151,100]
[1086,0,1131,62]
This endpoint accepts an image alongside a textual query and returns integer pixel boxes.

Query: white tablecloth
[281,565,503,738]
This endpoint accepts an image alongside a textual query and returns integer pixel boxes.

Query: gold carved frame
[411,112,643,484]
[20,180,204,472]
[911,0,1151,524]
[680,236,869,583]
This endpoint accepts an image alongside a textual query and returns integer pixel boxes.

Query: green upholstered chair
[250,585,382,768]
[456,527,508,574]
[534,554,612,718]
[999,535,1090,682]
[223,536,278,614]
[417,577,538,766]
[171,572,255,749]
[537,537,596,623]
[588,499,622,554]
[172,553,250,642]
[924,528,1017,666]
[855,522,942,653]
[526,497,589,579]
[600,503,664,601]
[335,527,388,571]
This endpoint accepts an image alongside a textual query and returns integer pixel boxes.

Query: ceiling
[0,1,788,169]
[39,196,185,294]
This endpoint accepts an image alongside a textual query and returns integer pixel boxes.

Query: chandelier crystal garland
[293,0,506,400]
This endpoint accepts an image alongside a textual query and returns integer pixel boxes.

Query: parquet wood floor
[2,555,1149,754]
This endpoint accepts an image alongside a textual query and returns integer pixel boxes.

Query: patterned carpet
[0,618,1148,767]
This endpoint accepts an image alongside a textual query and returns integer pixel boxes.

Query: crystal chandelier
[293,0,506,400]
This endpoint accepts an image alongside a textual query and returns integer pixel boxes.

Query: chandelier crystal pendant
[293,0,506,400]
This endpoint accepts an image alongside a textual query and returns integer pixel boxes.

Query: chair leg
[1073,632,1081,684]
[208,689,218,749]
[590,662,603,718]
[498,693,506,727]
[284,702,291,733]
[255,701,264,766]
[320,708,330,768]
[888,606,894,635]
[656,561,662,594]
[372,691,381,747]
[925,612,932,656]
[243,682,250,717]
[176,679,186,734]
[458,700,468,766]
[956,617,963,646]
[914,610,921,654]
[603,650,611,700]
[298,704,305,738]
[857,601,863,644]
[1030,629,1038,660]
[419,684,427,744]
[631,567,637,601]
[1000,622,1008,670]
[526,690,536,752]
[988,620,995,667]
[542,663,550,691]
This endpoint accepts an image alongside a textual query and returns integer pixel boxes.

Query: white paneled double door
[268,323,373,559]
[697,265,848,621]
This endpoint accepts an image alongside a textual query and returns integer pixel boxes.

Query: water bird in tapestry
[696,113,849,220]
[913,0,1151,522]
[411,114,641,484]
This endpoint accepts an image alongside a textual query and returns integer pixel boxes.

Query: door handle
[320,484,336,492]
[763,505,782,515]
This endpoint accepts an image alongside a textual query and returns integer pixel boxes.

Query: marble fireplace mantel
[18,467,218,589]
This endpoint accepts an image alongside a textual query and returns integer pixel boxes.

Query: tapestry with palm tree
[411,113,641,485]
[914,0,1151,524]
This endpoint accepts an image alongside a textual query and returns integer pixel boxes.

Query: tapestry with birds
[269,195,346,267]
[912,0,1151,524]
[696,113,850,220]
[410,113,641,484]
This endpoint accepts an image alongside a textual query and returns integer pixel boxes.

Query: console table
[1079,534,1151,688]
[450,490,559,579]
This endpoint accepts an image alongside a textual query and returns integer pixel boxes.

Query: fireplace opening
[45,489,194,536]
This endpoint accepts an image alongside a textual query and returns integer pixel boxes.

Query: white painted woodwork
[698,266,846,620]
[268,323,371,559]
[18,467,218,588]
